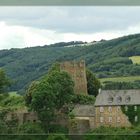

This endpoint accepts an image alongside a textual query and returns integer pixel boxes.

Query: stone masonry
[60,60,88,95]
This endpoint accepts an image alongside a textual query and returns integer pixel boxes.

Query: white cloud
[0,21,55,49]
[1,19,140,50]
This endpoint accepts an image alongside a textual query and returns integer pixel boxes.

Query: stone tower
[60,60,88,95]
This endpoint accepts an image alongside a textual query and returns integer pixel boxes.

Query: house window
[117,117,121,123]
[135,116,138,122]
[33,120,36,123]
[109,117,112,123]
[117,106,121,112]
[134,106,137,111]
[100,117,104,123]
[108,106,112,112]
[100,107,104,113]
[125,106,128,111]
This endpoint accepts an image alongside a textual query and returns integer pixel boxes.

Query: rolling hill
[0,34,140,93]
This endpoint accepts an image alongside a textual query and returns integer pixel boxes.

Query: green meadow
[100,76,140,83]
[129,56,140,64]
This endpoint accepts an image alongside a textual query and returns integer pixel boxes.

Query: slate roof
[95,90,140,106]
[72,105,95,117]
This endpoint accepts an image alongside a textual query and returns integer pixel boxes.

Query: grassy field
[8,91,19,97]
[100,76,140,83]
[129,56,140,64]
[0,91,25,110]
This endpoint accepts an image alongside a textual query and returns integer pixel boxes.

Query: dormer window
[108,96,113,103]
[125,96,131,103]
[117,96,122,103]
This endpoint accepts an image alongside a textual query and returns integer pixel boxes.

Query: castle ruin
[60,60,88,95]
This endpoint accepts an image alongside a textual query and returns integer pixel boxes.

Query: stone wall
[60,60,88,95]
[95,106,131,128]
[69,105,95,134]
[6,111,38,125]
[69,118,90,134]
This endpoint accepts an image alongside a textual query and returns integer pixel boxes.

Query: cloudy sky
[0,6,140,50]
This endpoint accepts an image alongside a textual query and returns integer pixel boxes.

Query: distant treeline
[103,81,140,90]
[0,34,140,93]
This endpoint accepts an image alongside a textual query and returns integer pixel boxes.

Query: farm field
[129,56,140,64]
[100,76,140,83]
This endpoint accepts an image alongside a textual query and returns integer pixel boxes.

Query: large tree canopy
[0,69,10,94]
[26,66,74,132]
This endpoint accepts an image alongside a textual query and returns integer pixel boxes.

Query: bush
[49,124,68,133]
[47,134,69,140]
[72,94,95,105]
[18,122,44,134]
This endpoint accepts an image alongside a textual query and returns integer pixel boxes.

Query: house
[70,89,140,134]
[94,89,140,128]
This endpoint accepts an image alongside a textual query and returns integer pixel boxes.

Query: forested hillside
[0,34,140,93]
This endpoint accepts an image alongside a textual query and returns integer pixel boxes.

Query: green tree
[47,134,69,140]
[28,67,74,132]
[86,69,101,96]
[25,81,40,106]
[18,122,44,134]
[0,69,10,94]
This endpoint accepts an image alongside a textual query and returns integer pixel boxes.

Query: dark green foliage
[30,81,56,132]
[18,122,45,134]
[49,124,68,133]
[0,135,54,140]
[28,64,74,132]
[25,81,40,106]
[47,134,69,140]
[84,126,140,140]
[0,110,8,134]
[45,71,74,110]
[103,81,140,90]
[121,105,140,126]
[0,109,18,134]
[72,94,95,105]
[1,34,140,92]
[0,69,10,94]
[0,94,25,108]
[86,69,101,96]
